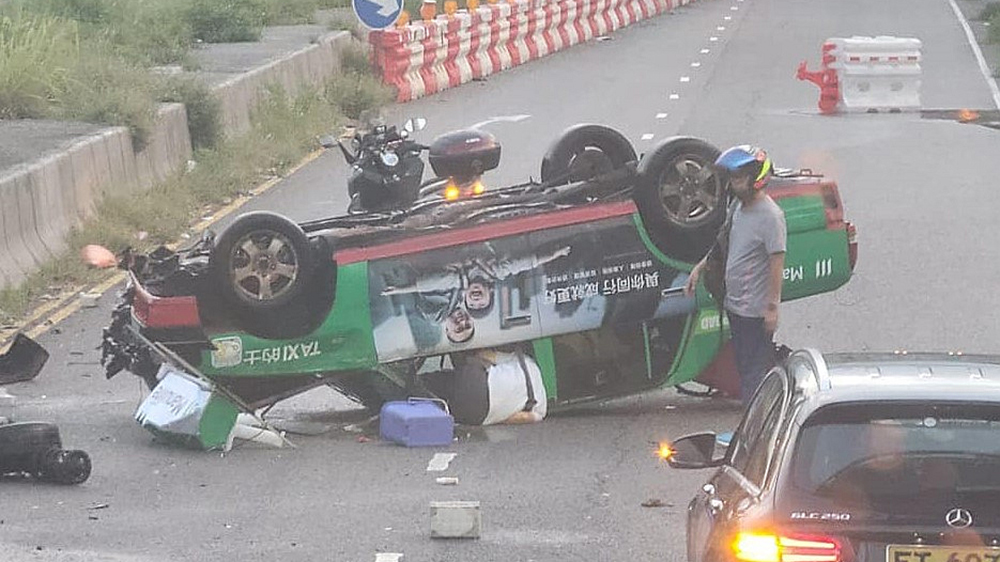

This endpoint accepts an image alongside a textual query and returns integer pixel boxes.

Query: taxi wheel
[211,212,315,312]
[635,137,725,262]
[540,124,637,186]
[210,214,335,338]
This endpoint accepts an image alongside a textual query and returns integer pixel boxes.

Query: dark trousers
[727,311,775,404]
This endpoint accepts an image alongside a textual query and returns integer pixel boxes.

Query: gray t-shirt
[724,196,787,318]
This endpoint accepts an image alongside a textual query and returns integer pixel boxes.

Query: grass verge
[0,49,393,326]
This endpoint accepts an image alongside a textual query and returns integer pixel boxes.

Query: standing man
[685,145,786,404]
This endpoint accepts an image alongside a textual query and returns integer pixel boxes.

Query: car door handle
[702,484,716,495]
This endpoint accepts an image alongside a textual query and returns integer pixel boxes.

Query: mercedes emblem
[945,508,973,529]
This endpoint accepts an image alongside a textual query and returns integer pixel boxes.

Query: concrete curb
[371,0,691,101]
[0,30,355,292]
[213,30,354,135]
[0,104,191,290]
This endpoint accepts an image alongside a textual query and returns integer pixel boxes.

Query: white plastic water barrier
[828,36,922,112]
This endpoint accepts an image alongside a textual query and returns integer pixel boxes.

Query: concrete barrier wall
[0,30,358,292]
[371,0,691,101]
[213,31,354,135]
[0,104,190,290]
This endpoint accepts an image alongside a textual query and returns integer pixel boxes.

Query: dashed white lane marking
[709,36,719,41]
[701,48,711,53]
[691,62,701,67]
[656,112,668,119]
[946,0,1000,108]
[641,133,655,140]
[716,26,726,31]
[375,554,403,562]
[724,15,732,20]
[680,76,691,82]
[731,5,738,10]
[427,453,457,472]
[669,93,680,100]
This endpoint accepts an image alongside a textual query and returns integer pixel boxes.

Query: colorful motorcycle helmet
[714,145,772,190]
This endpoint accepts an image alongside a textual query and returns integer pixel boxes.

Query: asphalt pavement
[4,0,1000,560]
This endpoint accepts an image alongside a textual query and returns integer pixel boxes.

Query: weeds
[979,2,1000,21]
[0,70,391,324]
[156,76,222,150]
[0,13,79,119]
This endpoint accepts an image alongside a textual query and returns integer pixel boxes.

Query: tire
[218,235,337,340]
[540,124,637,186]
[211,211,316,320]
[634,137,725,262]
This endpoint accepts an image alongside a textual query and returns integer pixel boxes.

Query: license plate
[886,545,1000,562]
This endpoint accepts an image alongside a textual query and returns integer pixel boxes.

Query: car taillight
[819,182,844,228]
[732,532,842,562]
[130,278,200,329]
[845,221,858,271]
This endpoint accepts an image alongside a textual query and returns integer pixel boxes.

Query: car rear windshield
[792,402,1000,501]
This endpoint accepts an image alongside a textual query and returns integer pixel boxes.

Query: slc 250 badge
[789,511,852,521]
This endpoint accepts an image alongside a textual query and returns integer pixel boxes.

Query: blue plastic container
[379,399,454,447]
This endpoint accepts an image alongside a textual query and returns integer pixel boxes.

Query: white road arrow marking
[469,114,532,129]
[366,0,401,17]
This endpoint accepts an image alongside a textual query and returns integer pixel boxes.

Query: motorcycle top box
[428,129,502,183]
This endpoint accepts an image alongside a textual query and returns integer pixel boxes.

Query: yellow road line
[0,147,327,349]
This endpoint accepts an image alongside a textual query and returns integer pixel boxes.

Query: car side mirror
[319,135,337,149]
[404,117,427,132]
[665,432,726,469]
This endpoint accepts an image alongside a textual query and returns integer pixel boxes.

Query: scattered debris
[596,35,613,41]
[641,498,666,508]
[375,554,404,562]
[0,334,49,384]
[80,245,117,269]
[136,231,149,241]
[0,423,91,484]
[79,293,100,308]
[430,501,481,539]
[357,435,371,443]
[426,452,457,472]
[87,503,109,510]
[435,477,459,486]
[186,160,197,173]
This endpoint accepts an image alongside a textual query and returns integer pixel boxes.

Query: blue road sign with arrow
[353,0,404,29]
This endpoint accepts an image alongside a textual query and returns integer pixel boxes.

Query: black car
[666,348,1000,562]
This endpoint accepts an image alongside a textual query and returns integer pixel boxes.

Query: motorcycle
[320,118,503,214]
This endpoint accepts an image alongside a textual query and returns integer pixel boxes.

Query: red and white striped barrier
[371,0,690,102]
